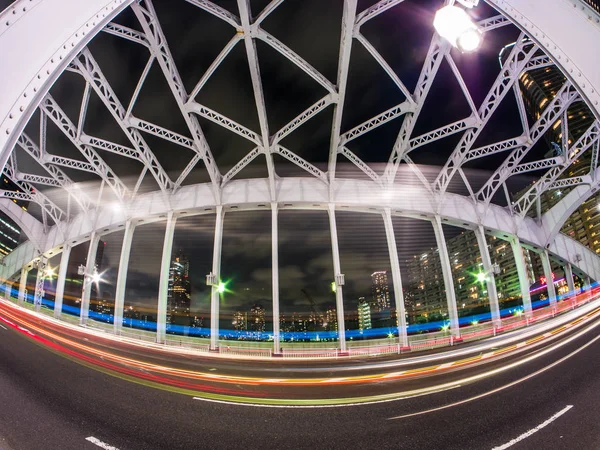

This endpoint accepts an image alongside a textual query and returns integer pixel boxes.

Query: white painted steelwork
[0,0,599,351]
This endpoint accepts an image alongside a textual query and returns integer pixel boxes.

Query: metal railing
[3,286,598,360]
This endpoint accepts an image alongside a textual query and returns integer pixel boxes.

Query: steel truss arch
[0,0,600,306]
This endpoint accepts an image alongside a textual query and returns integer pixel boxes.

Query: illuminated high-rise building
[371,271,391,312]
[325,306,338,332]
[167,250,191,326]
[249,304,265,332]
[0,212,20,258]
[357,297,371,332]
[232,311,247,331]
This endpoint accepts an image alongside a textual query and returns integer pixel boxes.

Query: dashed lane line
[85,436,120,450]
[491,405,573,449]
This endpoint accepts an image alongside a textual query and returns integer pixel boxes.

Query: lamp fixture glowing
[433,5,482,52]
[217,282,226,294]
[91,271,101,284]
[476,272,488,283]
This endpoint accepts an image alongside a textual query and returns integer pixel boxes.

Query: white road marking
[388,328,600,420]
[491,405,573,449]
[86,436,120,450]
[0,324,7,330]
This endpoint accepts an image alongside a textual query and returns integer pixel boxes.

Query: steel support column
[383,209,408,348]
[509,238,533,316]
[432,216,460,337]
[474,226,501,327]
[564,263,576,294]
[210,206,224,351]
[271,203,281,354]
[80,232,101,325]
[33,257,47,312]
[328,204,347,352]
[156,212,176,344]
[540,250,557,308]
[54,245,71,318]
[18,266,28,305]
[114,221,136,334]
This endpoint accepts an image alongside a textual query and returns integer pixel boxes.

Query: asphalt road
[1,306,600,449]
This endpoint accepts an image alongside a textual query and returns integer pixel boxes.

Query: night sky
[2,0,552,321]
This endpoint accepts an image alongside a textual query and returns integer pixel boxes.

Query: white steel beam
[236,0,276,200]
[82,135,139,159]
[407,117,476,153]
[477,81,579,204]
[513,121,600,216]
[103,22,150,48]
[114,220,135,334]
[512,156,564,175]
[540,249,557,308]
[274,146,327,183]
[328,0,358,196]
[355,0,406,28]
[184,0,241,29]
[17,266,28,305]
[434,38,537,193]
[445,54,479,120]
[188,34,242,101]
[432,216,460,337]
[133,1,222,196]
[33,256,47,312]
[341,101,413,145]
[548,175,591,190]
[254,0,285,26]
[474,226,501,327]
[383,35,449,185]
[73,49,174,194]
[221,148,261,187]
[126,55,155,118]
[509,237,533,316]
[80,232,100,325]
[465,136,528,162]
[383,208,408,347]
[17,133,93,211]
[156,212,176,344]
[328,204,347,352]
[129,118,195,150]
[41,96,130,201]
[355,33,413,102]
[53,245,71,319]
[210,206,224,350]
[273,95,334,145]
[565,263,576,294]
[477,15,511,32]
[186,102,262,145]
[339,146,381,185]
[271,203,280,354]
[45,155,97,174]
[257,30,337,95]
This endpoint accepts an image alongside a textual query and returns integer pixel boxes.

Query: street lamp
[433,5,482,52]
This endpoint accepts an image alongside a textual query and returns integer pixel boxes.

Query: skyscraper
[249,304,265,333]
[357,297,372,332]
[0,212,21,258]
[167,250,191,326]
[325,306,338,332]
[371,271,391,312]
[232,311,247,331]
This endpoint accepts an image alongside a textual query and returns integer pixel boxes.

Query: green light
[387,332,394,339]
[476,272,488,283]
[441,324,450,332]
[471,320,479,326]
[217,282,226,294]
[331,282,337,293]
